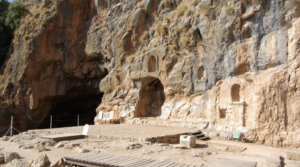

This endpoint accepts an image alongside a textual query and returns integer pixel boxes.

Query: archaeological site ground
[0,0,300,166]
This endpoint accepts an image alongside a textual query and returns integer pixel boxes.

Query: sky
[8,0,14,2]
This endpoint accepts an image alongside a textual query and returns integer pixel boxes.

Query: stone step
[198,136,210,140]
[194,134,205,138]
[186,131,202,136]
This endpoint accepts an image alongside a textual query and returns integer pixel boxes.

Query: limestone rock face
[32,154,50,167]
[1,0,300,147]
[6,159,30,167]
[50,158,65,167]
[4,152,20,163]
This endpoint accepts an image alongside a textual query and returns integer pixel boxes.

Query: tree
[0,16,12,65]
[0,0,9,15]
[5,1,29,30]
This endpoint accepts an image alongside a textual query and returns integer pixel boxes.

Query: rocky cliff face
[1,0,300,147]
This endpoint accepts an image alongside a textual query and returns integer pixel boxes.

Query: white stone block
[180,135,196,148]
[98,111,103,120]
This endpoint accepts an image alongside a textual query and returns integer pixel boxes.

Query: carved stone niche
[195,66,207,92]
[217,82,246,127]
[141,54,162,78]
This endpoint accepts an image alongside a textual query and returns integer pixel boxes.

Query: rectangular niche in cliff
[148,56,157,72]
[231,84,241,102]
[219,109,227,119]
[198,66,205,80]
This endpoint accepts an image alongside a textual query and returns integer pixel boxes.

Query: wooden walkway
[41,133,85,141]
[65,152,202,167]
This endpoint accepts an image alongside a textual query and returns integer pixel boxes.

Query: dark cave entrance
[136,78,165,117]
[38,89,104,129]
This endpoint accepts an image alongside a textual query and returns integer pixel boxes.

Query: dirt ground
[0,124,300,167]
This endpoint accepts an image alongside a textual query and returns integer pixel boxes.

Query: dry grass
[188,0,200,6]
[184,9,193,17]
[225,5,234,15]
[175,3,188,17]
[126,54,136,64]
[152,42,158,48]
[126,47,147,64]
[163,0,172,5]
[140,31,149,41]
[163,15,169,21]
[0,75,5,91]
[136,47,147,56]
[155,21,166,36]
[113,72,121,83]
[171,43,178,52]
[179,35,189,48]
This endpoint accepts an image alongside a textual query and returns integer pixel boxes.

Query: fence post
[50,115,52,129]
[77,115,79,126]
[10,116,13,137]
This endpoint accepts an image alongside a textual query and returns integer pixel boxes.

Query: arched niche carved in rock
[198,66,205,80]
[148,56,156,72]
[136,78,165,117]
[231,84,241,102]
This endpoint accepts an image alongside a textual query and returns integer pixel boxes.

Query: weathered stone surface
[285,152,300,161]
[0,153,4,163]
[50,158,66,167]
[4,152,20,163]
[6,159,30,167]
[125,143,143,150]
[1,0,300,148]
[173,145,188,149]
[0,136,10,141]
[22,145,34,149]
[206,158,257,167]
[34,143,47,152]
[55,143,64,148]
[32,154,50,167]
[75,148,90,153]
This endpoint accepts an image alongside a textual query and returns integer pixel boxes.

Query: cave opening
[38,89,104,129]
[135,78,165,117]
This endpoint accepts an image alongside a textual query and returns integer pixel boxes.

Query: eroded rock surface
[1,0,300,147]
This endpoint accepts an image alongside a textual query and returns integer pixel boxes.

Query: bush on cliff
[0,17,12,64]
[5,1,29,30]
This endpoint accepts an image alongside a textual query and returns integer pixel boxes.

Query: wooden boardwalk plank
[123,158,153,167]
[158,162,177,167]
[79,154,105,164]
[66,152,95,160]
[142,161,170,167]
[91,155,126,166]
[161,162,180,167]
[107,156,140,166]
[65,153,197,167]
[88,154,118,163]
[124,159,154,167]
[140,160,165,167]
[116,157,148,166]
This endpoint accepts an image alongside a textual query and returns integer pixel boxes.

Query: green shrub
[5,1,29,30]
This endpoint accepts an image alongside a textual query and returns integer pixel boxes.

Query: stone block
[285,152,300,161]
[180,135,196,148]
[5,152,20,163]
[0,153,4,163]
